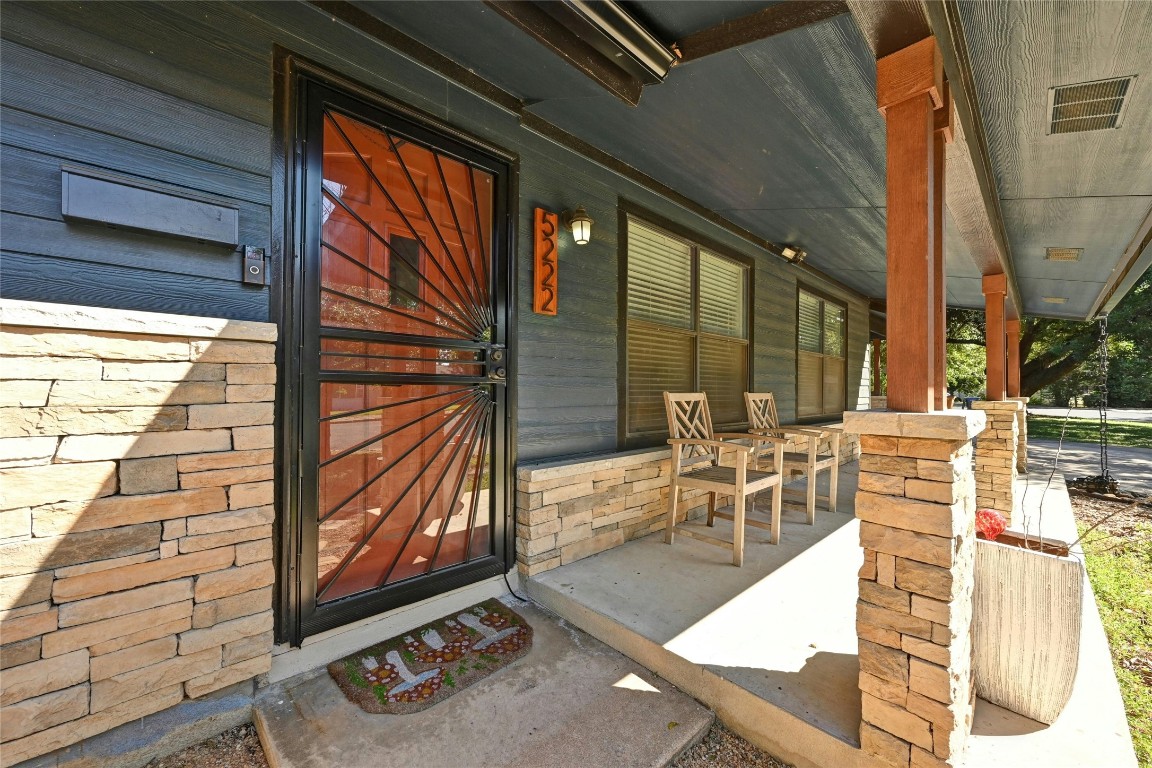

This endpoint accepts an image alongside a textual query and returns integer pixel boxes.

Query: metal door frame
[273,53,517,646]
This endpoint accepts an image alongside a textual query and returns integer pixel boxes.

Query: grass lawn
[1078,507,1152,767]
[1027,415,1152,449]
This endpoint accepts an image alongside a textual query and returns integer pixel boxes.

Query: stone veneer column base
[971,400,1023,526]
[0,300,277,767]
[843,409,986,768]
[1008,397,1029,474]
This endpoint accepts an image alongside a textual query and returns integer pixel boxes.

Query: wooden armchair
[744,392,841,524]
[663,392,786,566]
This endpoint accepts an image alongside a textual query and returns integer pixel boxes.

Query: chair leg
[732,491,745,566]
[707,491,716,526]
[771,445,784,545]
[806,459,817,525]
[666,482,679,544]
[829,436,841,513]
[770,481,782,545]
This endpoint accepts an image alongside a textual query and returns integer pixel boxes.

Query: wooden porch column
[934,84,954,410]
[878,37,944,413]
[982,273,1007,401]
[1006,319,1021,398]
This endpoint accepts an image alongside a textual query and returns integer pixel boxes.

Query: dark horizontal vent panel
[1048,77,1134,135]
[61,165,239,246]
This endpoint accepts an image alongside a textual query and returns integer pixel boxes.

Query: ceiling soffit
[955,0,1152,319]
[345,0,1017,305]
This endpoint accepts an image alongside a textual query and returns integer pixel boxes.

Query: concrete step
[254,597,712,768]
[523,522,866,768]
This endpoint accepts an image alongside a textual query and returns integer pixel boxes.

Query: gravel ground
[152,718,791,768]
[673,722,792,768]
[147,724,267,768]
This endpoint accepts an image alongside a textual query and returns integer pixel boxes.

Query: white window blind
[626,222,692,329]
[699,251,746,339]
[797,289,846,418]
[625,218,749,440]
[798,291,822,353]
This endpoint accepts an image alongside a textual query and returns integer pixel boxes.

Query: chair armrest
[667,438,752,453]
[777,424,845,437]
[715,431,787,444]
[749,426,824,438]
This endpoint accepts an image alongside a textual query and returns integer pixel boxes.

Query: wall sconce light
[564,205,594,245]
[781,245,806,264]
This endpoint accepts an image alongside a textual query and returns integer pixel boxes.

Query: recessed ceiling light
[1045,247,1082,262]
[1041,296,1069,304]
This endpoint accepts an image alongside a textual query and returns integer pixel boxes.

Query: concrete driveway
[1029,407,1152,423]
[1028,439,1152,495]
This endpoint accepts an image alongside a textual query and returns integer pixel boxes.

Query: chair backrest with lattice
[664,392,717,466]
[745,392,781,432]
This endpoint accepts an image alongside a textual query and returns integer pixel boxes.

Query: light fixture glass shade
[568,205,593,245]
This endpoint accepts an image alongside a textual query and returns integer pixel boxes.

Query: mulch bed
[1071,490,1152,540]
[327,598,532,714]
[147,724,267,768]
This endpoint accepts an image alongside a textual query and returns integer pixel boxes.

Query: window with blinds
[625,218,749,442]
[797,288,846,419]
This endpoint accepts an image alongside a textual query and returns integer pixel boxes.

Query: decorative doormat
[327,598,533,714]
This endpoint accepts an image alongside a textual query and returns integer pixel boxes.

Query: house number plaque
[533,207,558,316]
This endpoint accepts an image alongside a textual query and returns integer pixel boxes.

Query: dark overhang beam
[921,0,1022,320]
[485,0,674,106]
[310,0,521,113]
[871,316,888,338]
[670,1,850,65]
[1090,206,1152,318]
[846,0,931,59]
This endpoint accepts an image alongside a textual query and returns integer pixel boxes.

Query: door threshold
[269,571,518,684]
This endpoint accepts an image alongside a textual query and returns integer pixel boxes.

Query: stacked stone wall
[0,301,277,767]
[845,410,985,768]
[516,429,860,578]
[1009,397,1029,474]
[972,400,1023,525]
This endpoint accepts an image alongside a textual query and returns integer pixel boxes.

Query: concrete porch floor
[526,466,866,768]
[526,461,1138,768]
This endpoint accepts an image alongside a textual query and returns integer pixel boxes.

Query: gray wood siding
[0,1,870,461]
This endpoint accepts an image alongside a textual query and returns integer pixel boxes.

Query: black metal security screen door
[293,78,512,640]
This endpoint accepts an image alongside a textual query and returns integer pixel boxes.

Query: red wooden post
[934,83,953,410]
[1006,319,1021,398]
[871,338,883,395]
[983,273,1008,401]
[878,37,943,413]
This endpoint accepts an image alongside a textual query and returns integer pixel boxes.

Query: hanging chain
[1070,315,1119,495]
[1097,315,1113,481]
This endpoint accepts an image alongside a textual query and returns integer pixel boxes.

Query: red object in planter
[975,508,1008,541]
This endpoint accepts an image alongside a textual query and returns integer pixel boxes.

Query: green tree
[943,272,1152,405]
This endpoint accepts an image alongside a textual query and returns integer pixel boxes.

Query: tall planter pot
[972,535,1084,724]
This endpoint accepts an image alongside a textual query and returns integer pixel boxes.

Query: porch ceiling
[955,0,1152,320]
[349,1,1151,319]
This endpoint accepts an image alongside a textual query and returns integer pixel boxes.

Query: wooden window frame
[795,284,848,422]
[617,203,754,448]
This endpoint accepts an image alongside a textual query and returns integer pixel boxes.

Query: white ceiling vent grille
[1045,247,1083,262]
[1047,76,1135,134]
